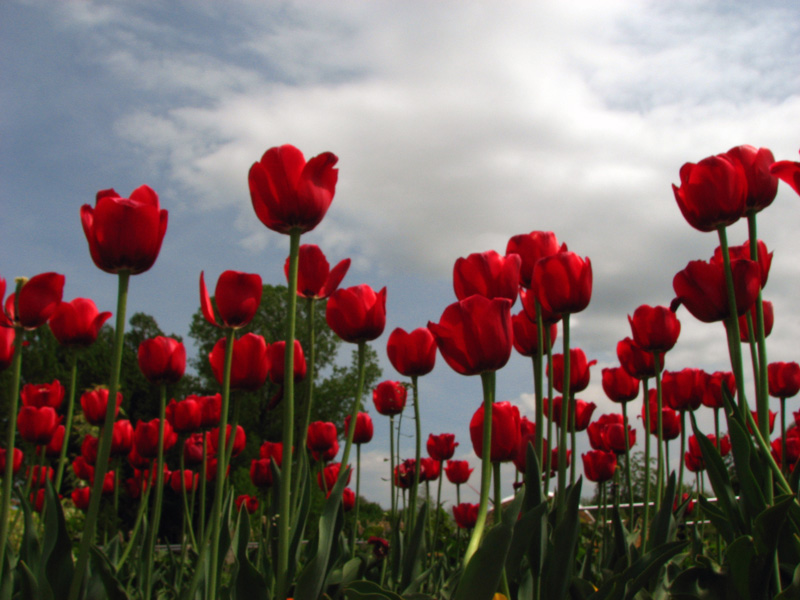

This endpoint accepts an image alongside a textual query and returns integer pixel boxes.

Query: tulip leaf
[15,487,40,575]
[401,502,428,592]
[294,464,350,600]
[453,490,522,600]
[648,472,677,549]
[40,479,74,600]
[775,563,800,600]
[232,507,269,600]
[88,547,129,600]
[343,579,405,600]
[505,499,547,581]
[725,536,758,600]
[727,415,766,522]
[523,442,543,511]
[753,494,794,557]
[0,542,11,600]
[690,413,745,536]
[289,456,312,584]
[698,496,734,544]
[542,478,582,600]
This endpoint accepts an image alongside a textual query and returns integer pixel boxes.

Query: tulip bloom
[372,380,407,416]
[307,421,338,455]
[469,401,520,462]
[367,536,390,560]
[725,145,778,213]
[582,450,617,483]
[601,367,639,403]
[209,333,269,392]
[259,441,284,467]
[672,153,747,232]
[183,434,205,466]
[713,239,773,288]
[0,448,23,475]
[628,305,681,353]
[81,186,168,274]
[0,327,13,371]
[511,310,557,357]
[170,470,198,494]
[48,298,111,348]
[287,244,350,299]
[452,503,479,529]
[771,150,800,196]
[427,433,458,462]
[166,397,203,434]
[768,362,800,398]
[138,336,186,384]
[642,394,681,441]
[428,295,513,376]
[419,457,441,482]
[512,417,538,473]
[662,369,706,412]
[506,231,563,289]
[702,371,736,409]
[249,144,339,235]
[208,425,246,458]
[444,460,473,485]
[110,420,134,457]
[544,397,596,432]
[268,340,306,384]
[673,258,761,323]
[453,250,521,304]
[317,462,351,491]
[250,458,274,488]
[17,406,60,445]
[200,270,262,330]
[198,394,222,428]
[386,327,436,377]
[532,251,592,315]
[81,389,123,426]
[20,380,65,409]
[1,272,65,330]
[235,494,259,514]
[340,487,356,512]
[71,487,91,511]
[46,426,65,457]
[548,348,597,393]
[750,410,777,434]
[133,419,176,459]
[616,337,661,380]
[344,412,373,445]
[326,284,387,343]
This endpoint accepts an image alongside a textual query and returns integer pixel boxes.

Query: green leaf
[697,496,734,543]
[88,547,129,600]
[453,490,523,600]
[727,415,766,523]
[753,494,795,557]
[648,472,677,549]
[15,487,40,575]
[40,479,74,600]
[17,559,39,600]
[401,502,428,592]
[523,442,543,511]
[542,478,582,600]
[505,500,547,582]
[343,579,405,600]
[775,562,800,600]
[589,540,687,600]
[232,507,269,600]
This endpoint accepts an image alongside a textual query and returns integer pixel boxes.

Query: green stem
[389,416,396,528]
[781,397,787,474]
[534,301,545,463]
[747,213,771,440]
[277,229,301,600]
[463,370,495,567]
[570,392,576,486]
[677,411,686,499]
[432,459,444,560]
[653,353,664,514]
[143,385,168,600]
[494,460,511,600]
[408,375,422,537]
[208,328,236,600]
[339,342,367,479]
[351,443,361,558]
[642,377,652,541]
[544,331,555,499]
[69,270,130,600]
[199,433,208,543]
[294,296,316,506]
[55,351,78,494]
[622,402,634,527]
[116,474,153,570]
[557,315,571,498]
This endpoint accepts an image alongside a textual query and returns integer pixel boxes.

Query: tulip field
[3,143,800,600]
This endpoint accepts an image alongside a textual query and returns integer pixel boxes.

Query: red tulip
[138,336,186,384]
[702,371,736,409]
[338,487,355,511]
[684,451,704,473]
[386,327,436,377]
[548,348,597,393]
[268,340,306,384]
[17,406,60,445]
[45,425,65,457]
[427,433,458,462]
[317,462,350,491]
[80,389,123,426]
[642,391,681,440]
[713,239,772,288]
[209,333,269,391]
[367,537,390,560]
[725,145,778,213]
[452,503,479,529]
[688,433,731,459]
[259,441,284,467]
[166,397,203,434]
[200,270,262,330]
[520,288,562,326]
[672,153,746,232]
[506,231,563,289]
[672,258,760,323]
[127,446,151,470]
[249,144,338,235]
[110,419,134,457]
[662,369,706,412]
[749,410,777,434]
[601,367,639,403]
[453,250,521,304]
[81,185,168,274]
[582,450,617,483]
[250,458,274,488]
[184,433,205,466]
[307,421,338,455]
[344,412,373,445]
[602,422,636,455]
[372,380,407,416]
[20,380,65,409]
[71,487,91,511]
[0,448,23,475]
[287,244,350,299]
[198,394,222,428]
[208,424,246,458]
[628,305,681,353]
[169,469,198,493]
[616,337,662,380]
[0,327,14,371]
[428,295,513,376]
[768,362,800,398]
[771,150,800,196]
[512,416,538,473]
[394,460,415,489]
[30,489,46,513]
[587,414,621,451]
[469,401,520,462]
[326,284,387,343]
[543,396,596,432]
[532,251,592,315]
[72,456,95,481]
[419,457,440,482]
[511,310,557,357]
[48,298,111,347]
[235,494,259,514]
[444,459,473,485]
[1,272,65,329]
[739,299,773,342]
[133,419,176,459]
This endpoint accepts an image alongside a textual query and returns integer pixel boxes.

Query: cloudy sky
[3,0,800,508]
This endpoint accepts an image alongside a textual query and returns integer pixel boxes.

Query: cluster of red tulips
[2,140,800,600]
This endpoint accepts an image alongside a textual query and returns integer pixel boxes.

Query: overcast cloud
[3,0,800,507]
